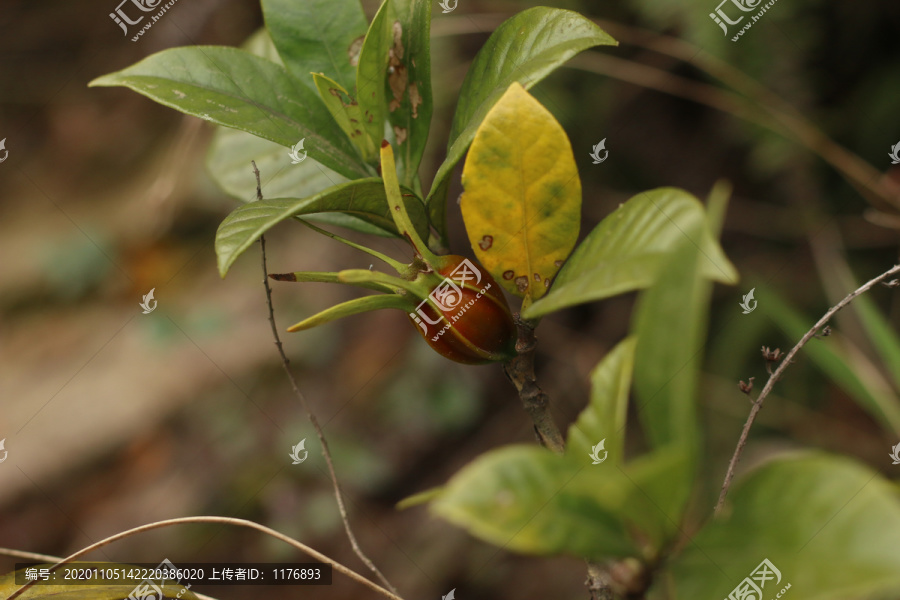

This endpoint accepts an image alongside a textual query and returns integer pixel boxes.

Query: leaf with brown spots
[313,72,379,162]
[460,83,581,308]
[386,0,433,188]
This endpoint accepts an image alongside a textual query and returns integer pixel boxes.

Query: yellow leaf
[460,82,581,306]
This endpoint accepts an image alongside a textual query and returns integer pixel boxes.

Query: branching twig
[715,264,900,515]
[3,516,403,600]
[252,161,398,595]
[502,316,565,454]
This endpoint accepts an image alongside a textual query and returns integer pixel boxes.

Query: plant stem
[503,317,566,452]
[254,161,399,595]
[715,263,900,515]
[380,141,440,265]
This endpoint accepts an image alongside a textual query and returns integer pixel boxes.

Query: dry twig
[252,161,398,595]
[3,516,403,600]
[715,264,900,515]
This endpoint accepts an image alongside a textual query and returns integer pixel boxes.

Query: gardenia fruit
[407,254,517,365]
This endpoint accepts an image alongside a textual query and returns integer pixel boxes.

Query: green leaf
[261,0,367,94]
[662,453,900,599]
[286,293,411,332]
[396,486,443,510]
[313,73,379,162]
[566,337,636,468]
[565,337,692,549]
[215,179,429,277]
[622,447,692,549]
[202,29,383,234]
[426,8,616,236]
[241,27,285,65]
[430,446,639,560]
[460,82,581,305]
[356,0,395,156]
[0,566,199,600]
[387,0,433,188]
[525,188,738,319]
[760,285,900,436]
[89,47,371,180]
[632,232,710,462]
[270,270,396,294]
[205,127,392,235]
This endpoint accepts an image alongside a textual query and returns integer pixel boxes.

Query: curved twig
[3,516,404,600]
[715,264,900,514]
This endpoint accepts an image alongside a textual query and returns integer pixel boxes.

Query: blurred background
[1,0,899,598]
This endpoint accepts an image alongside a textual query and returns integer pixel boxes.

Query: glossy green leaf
[356,0,395,155]
[426,8,616,237]
[632,232,710,461]
[89,47,371,180]
[313,73,379,162]
[0,566,199,600]
[430,445,639,560]
[387,0,433,188]
[760,285,900,436]
[286,293,411,332]
[203,30,386,235]
[261,0,367,94]
[460,82,581,305]
[525,188,738,319]
[566,337,636,468]
[662,453,900,599]
[205,127,391,235]
[215,179,429,276]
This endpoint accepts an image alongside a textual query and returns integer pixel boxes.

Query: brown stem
[253,161,398,595]
[502,316,566,454]
[715,264,900,515]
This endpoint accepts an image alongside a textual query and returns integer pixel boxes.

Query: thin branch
[252,161,398,595]
[3,516,403,600]
[0,548,62,563]
[715,264,900,515]
[502,316,565,454]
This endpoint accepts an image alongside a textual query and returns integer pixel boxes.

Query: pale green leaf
[525,188,738,319]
